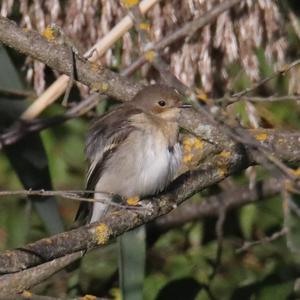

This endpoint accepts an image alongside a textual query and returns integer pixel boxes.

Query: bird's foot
[126,196,140,206]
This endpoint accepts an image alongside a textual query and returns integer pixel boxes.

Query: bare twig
[125,0,300,185]
[0,134,297,287]
[2,128,299,276]
[0,146,248,274]
[217,94,300,105]
[210,206,226,280]
[123,0,242,76]
[232,59,300,98]
[0,189,150,212]
[126,0,188,93]
[236,228,287,253]
[154,178,282,231]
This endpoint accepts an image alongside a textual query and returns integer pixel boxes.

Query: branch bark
[153,178,282,231]
[0,144,246,275]
[0,252,83,299]
[0,16,142,102]
[0,129,299,277]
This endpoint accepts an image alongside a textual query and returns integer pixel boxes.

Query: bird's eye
[158,100,166,107]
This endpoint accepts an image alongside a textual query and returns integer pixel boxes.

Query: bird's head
[131,84,190,120]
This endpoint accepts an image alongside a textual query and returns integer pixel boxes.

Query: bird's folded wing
[75,105,142,224]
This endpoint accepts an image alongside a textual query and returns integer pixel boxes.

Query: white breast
[131,130,182,196]
[90,118,181,223]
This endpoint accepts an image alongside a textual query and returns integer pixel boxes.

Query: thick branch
[153,178,281,231]
[0,252,83,299]
[1,127,299,275]
[0,16,142,102]
[0,145,246,274]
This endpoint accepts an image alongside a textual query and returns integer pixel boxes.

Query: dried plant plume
[0,0,288,95]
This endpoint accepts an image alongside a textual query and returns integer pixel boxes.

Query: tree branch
[0,128,299,276]
[0,16,142,102]
[0,146,247,275]
[153,178,282,231]
[0,252,84,299]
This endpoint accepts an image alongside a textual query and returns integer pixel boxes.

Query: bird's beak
[179,103,192,108]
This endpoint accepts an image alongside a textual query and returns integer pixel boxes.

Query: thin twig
[123,0,242,76]
[125,0,300,185]
[210,205,226,280]
[217,94,300,105]
[232,59,300,98]
[0,189,150,212]
[236,228,288,253]
[154,178,282,231]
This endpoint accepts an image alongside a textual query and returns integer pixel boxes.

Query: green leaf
[257,280,293,300]
[0,198,30,248]
[239,203,257,239]
[0,46,64,235]
[231,273,294,300]
[0,46,26,93]
[119,226,146,300]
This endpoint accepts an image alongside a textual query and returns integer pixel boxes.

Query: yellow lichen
[255,132,268,142]
[196,88,208,102]
[127,196,140,206]
[100,82,109,92]
[94,224,110,245]
[139,22,150,31]
[121,0,139,7]
[183,137,203,151]
[21,290,32,298]
[291,168,300,177]
[91,82,109,93]
[145,50,156,62]
[90,62,100,72]
[42,26,56,42]
[218,167,227,177]
[80,295,97,300]
[194,138,204,149]
[183,144,192,153]
[183,154,193,163]
[183,137,194,146]
[219,150,231,158]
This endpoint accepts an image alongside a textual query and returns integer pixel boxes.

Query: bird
[76,84,189,224]
[75,84,189,300]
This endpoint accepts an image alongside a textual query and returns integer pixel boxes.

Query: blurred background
[0,0,300,299]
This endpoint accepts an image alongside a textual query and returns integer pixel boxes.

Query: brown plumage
[76,84,187,224]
